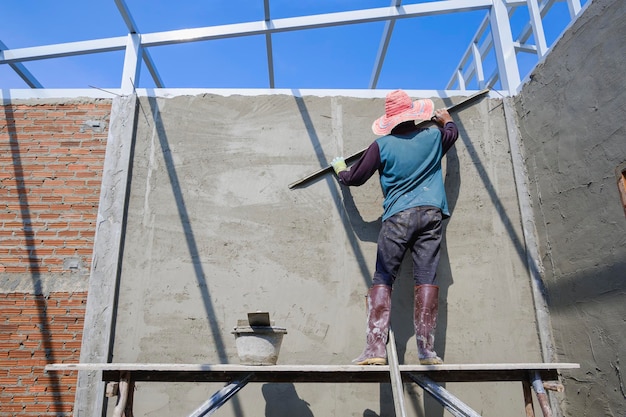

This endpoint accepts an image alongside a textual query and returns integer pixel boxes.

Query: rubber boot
[352,285,391,365]
[414,284,443,365]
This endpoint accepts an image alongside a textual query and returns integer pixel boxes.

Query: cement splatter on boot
[414,284,443,365]
[353,285,391,365]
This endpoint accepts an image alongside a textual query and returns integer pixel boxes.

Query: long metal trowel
[288,88,490,189]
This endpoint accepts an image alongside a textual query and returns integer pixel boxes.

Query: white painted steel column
[369,0,402,89]
[489,0,521,94]
[121,33,141,94]
[526,0,548,57]
[114,0,164,88]
[455,69,466,90]
[566,0,582,18]
[471,42,486,88]
[264,0,275,88]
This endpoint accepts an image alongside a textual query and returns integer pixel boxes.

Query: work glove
[331,157,347,175]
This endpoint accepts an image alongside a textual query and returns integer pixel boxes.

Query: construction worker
[331,89,457,365]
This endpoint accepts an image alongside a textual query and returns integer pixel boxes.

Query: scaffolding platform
[46,362,578,417]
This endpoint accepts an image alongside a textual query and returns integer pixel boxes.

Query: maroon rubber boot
[414,284,443,365]
[352,285,391,365]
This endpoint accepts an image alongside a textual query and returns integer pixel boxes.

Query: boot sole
[419,358,443,365]
[353,358,387,365]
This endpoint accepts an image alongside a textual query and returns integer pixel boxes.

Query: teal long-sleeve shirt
[338,122,459,221]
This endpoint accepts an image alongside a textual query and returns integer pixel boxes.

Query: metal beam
[139,0,492,47]
[516,0,557,45]
[447,0,574,91]
[408,373,483,417]
[514,41,538,54]
[526,0,548,57]
[121,34,142,94]
[490,0,521,94]
[264,0,275,88]
[0,40,42,88]
[0,37,128,64]
[566,0,582,18]
[115,0,164,88]
[471,42,486,88]
[369,0,403,89]
[188,377,251,417]
[114,0,139,34]
[455,69,466,90]
[141,49,165,88]
[446,16,490,89]
[1,0,492,87]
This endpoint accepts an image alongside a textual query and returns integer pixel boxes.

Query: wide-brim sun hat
[372,90,434,135]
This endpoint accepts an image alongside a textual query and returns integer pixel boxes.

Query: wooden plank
[45,363,579,384]
[522,379,535,417]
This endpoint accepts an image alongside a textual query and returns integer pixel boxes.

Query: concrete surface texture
[514,0,626,415]
[107,91,542,417]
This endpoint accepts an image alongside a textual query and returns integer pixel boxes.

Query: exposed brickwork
[0,292,87,417]
[0,101,111,415]
[0,102,110,275]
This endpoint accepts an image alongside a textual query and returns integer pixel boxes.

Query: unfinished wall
[514,0,626,415]
[104,92,542,416]
[0,100,110,416]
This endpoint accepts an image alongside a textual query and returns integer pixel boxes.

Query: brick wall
[0,292,87,416]
[0,101,111,416]
[1,102,110,276]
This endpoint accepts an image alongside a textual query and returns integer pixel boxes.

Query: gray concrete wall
[514,0,626,415]
[107,92,543,416]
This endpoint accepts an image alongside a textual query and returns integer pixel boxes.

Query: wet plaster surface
[514,0,626,415]
[106,92,543,417]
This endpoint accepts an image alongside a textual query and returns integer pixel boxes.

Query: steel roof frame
[0,0,585,96]
[447,0,583,92]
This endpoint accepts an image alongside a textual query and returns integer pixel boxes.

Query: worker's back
[376,127,447,220]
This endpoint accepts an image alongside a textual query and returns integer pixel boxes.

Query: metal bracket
[408,373,482,417]
[188,374,252,417]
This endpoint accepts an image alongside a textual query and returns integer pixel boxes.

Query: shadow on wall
[141,97,246,416]
[545,261,626,311]
[543,261,626,414]
[262,383,314,417]
[293,95,373,288]
[3,95,66,415]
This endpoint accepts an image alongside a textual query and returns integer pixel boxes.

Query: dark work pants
[372,206,443,287]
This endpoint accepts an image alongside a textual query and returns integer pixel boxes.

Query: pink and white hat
[371,90,434,136]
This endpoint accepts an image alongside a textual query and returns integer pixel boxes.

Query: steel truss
[0,0,585,95]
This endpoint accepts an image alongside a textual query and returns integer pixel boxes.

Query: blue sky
[1,1,587,90]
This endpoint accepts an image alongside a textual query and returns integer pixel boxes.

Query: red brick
[24,403,50,412]
[2,385,28,394]
[2,265,28,273]
[8,349,34,359]
[17,324,40,333]
[26,384,47,393]
[0,404,25,412]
